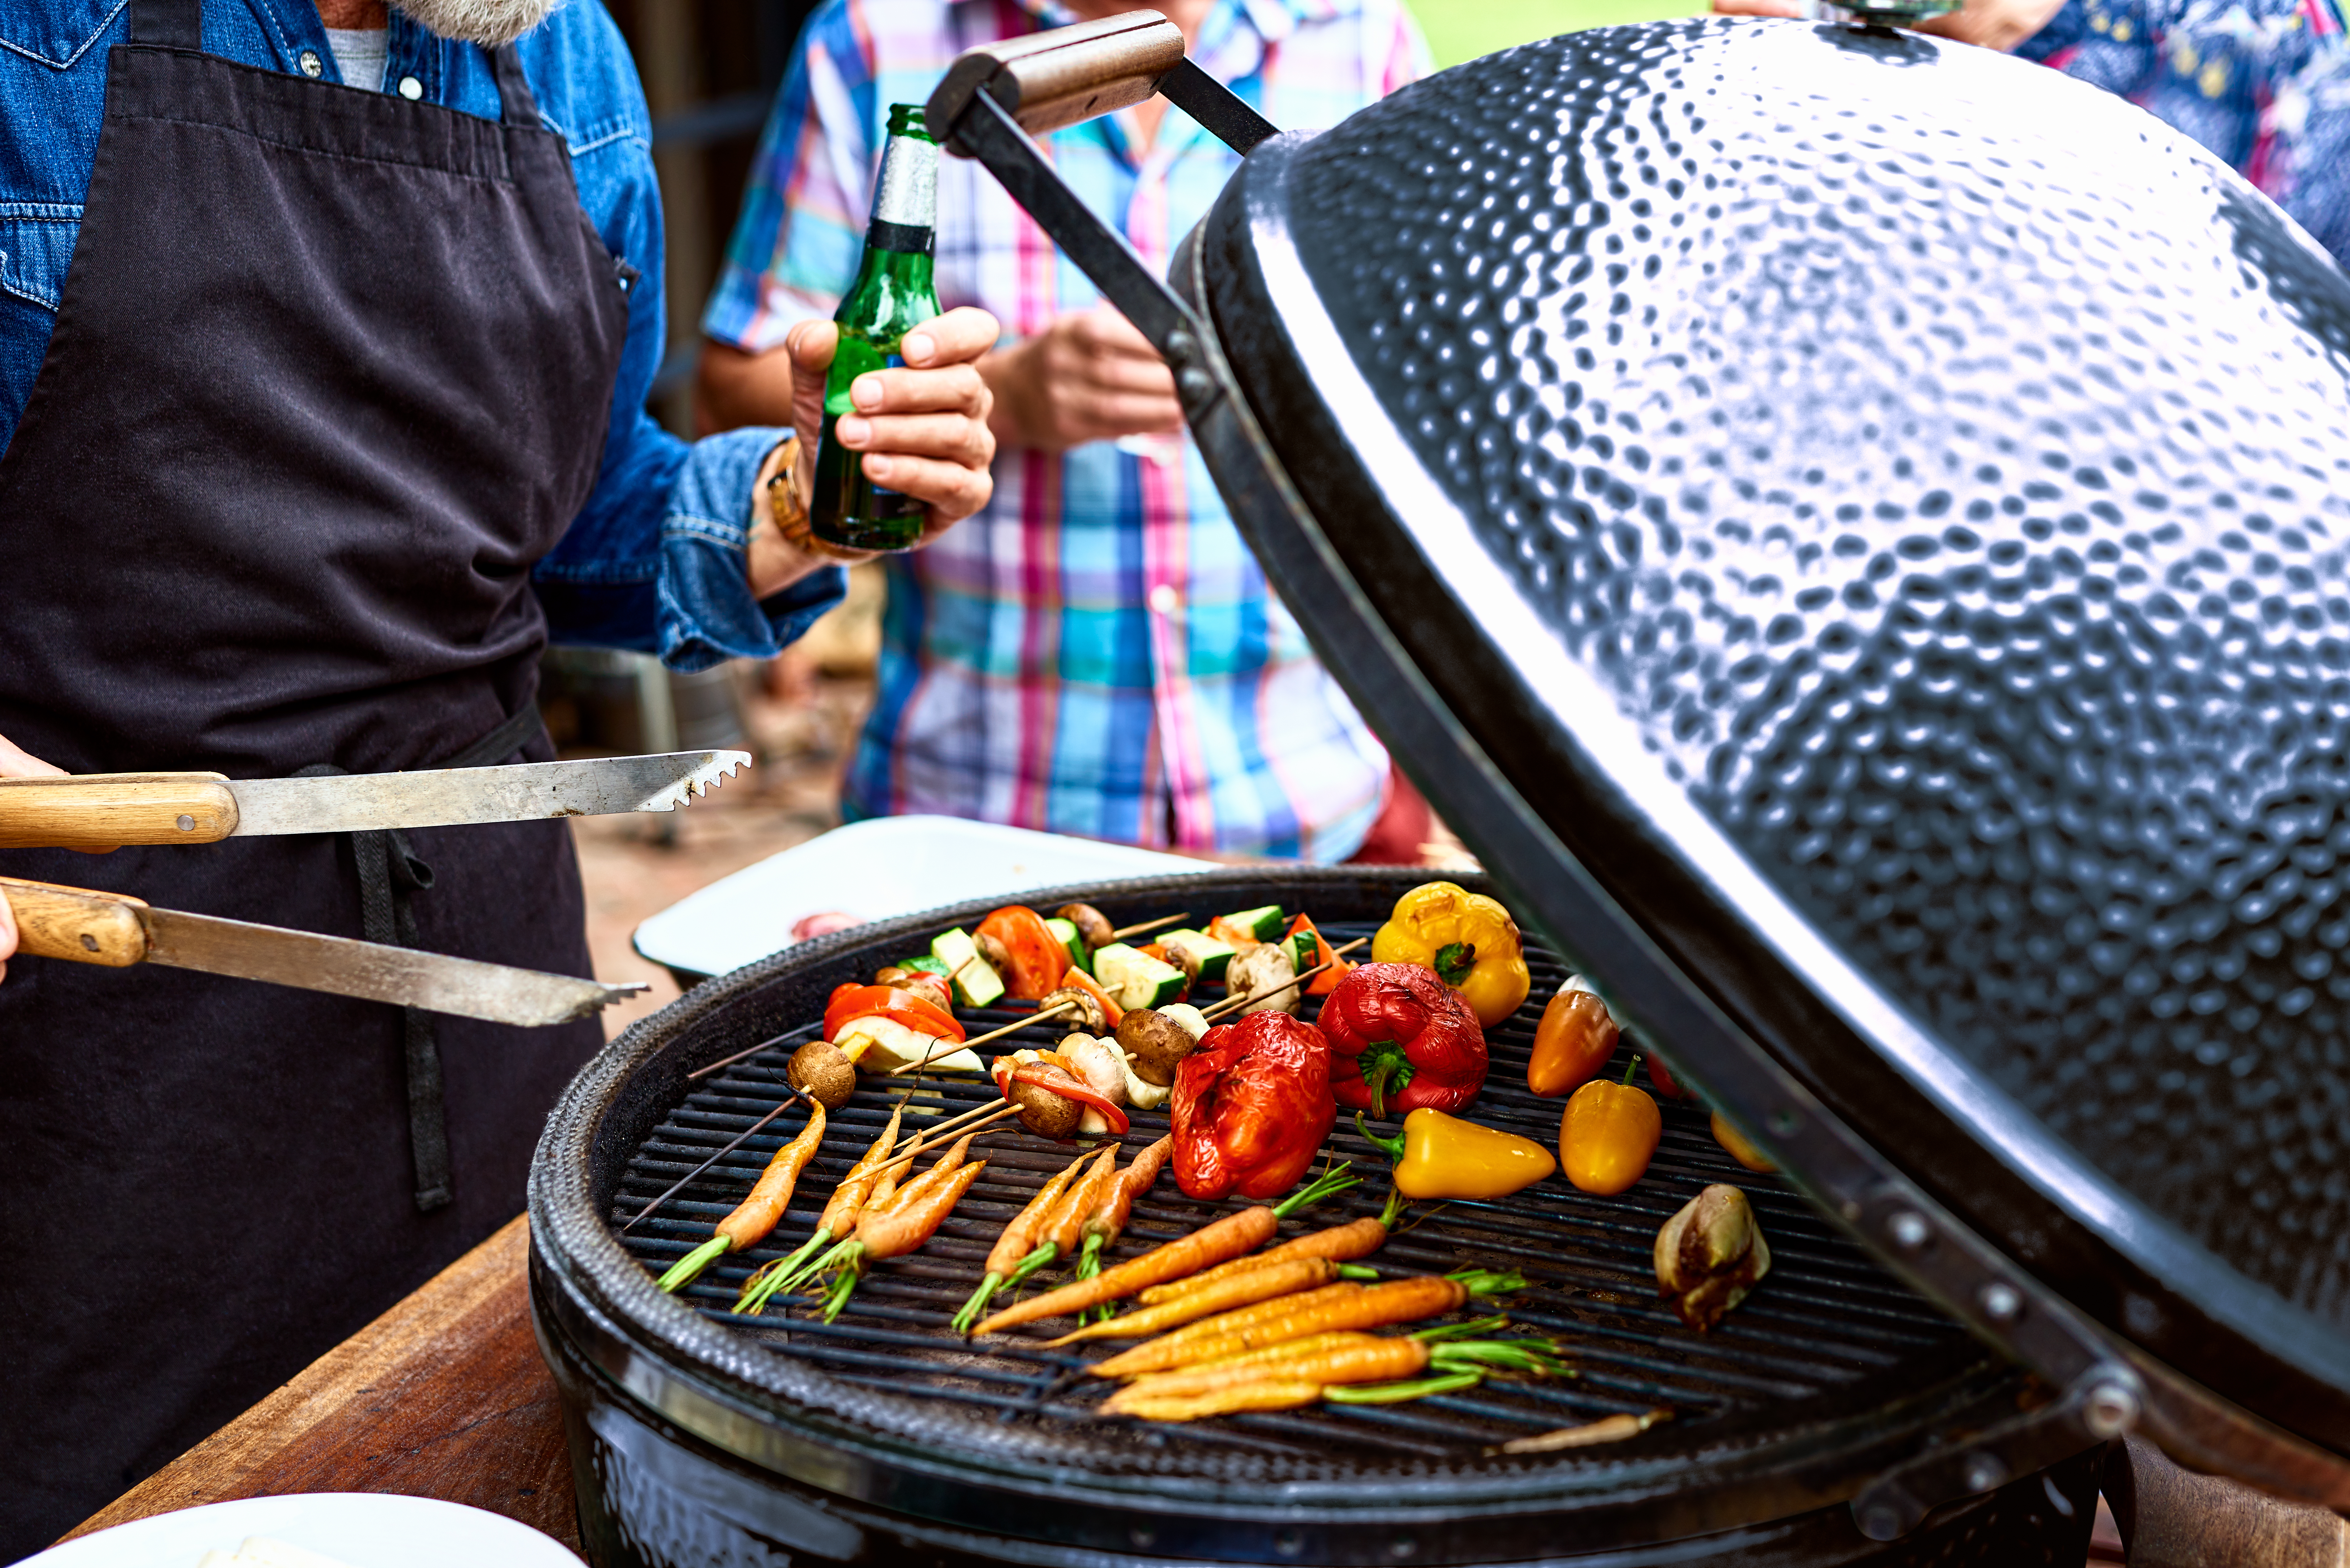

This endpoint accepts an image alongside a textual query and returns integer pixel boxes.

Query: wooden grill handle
[0,773,239,850]
[928,12,1185,145]
[0,875,152,966]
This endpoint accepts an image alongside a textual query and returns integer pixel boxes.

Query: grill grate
[609,921,1970,1461]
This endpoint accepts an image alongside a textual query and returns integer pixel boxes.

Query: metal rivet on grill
[2082,1381,2140,1439]
[1129,1527,1156,1549]
[1963,1455,2005,1493]
[1887,1210,1931,1250]
[80,933,99,952]
[1388,1540,1417,1560]
[1274,1531,1303,1556]
[1979,1282,2022,1322]
[176,814,195,832]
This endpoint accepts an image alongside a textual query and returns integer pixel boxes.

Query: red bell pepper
[1011,1065,1131,1135]
[824,983,964,1044]
[1319,962,1488,1117]
[1170,1011,1335,1201]
[1284,913,1354,994]
[978,905,1067,1000]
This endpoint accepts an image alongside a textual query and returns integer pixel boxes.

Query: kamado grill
[531,14,2350,1566]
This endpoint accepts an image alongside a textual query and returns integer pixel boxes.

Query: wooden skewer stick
[1199,937,1368,1021]
[618,1081,815,1233]
[863,1102,1024,1182]
[1107,911,1190,941]
[685,1021,824,1082]
[885,998,1081,1075]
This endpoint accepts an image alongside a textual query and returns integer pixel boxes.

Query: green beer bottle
[810,104,943,552]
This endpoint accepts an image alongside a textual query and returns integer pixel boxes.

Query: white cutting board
[632,814,1207,979]
[23,1494,581,1568]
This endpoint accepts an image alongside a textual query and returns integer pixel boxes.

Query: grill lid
[923,11,2350,1496]
[1190,19,2350,1469]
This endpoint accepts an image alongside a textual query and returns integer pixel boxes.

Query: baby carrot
[736,1105,903,1315]
[1077,1136,1174,1275]
[952,1151,1090,1335]
[1044,1256,1340,1346]
[969,1204,1281,1335]
[816,1158,989,1321]
[657,1101,827,1294]
[1110,1380,1326,1422]
[1135,1195,1400,1306]
[1042,1147,1122,1258]
[1092,1273,1523,1379]
[1105,1335,1430,1410]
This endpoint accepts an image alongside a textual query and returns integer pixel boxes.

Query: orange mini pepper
[1527,979,1618,1097]
[1559,1056,1662,1195]
[1711,1111,1777,1172]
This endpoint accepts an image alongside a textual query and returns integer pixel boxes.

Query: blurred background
[557,0,1703,1036]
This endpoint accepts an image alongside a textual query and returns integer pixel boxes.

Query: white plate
[21,1493,581,1568]
[632,814,1208,979]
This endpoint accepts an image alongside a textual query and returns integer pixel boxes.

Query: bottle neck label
[869,133,937,254]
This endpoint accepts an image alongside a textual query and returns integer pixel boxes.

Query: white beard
[392,0,561,47]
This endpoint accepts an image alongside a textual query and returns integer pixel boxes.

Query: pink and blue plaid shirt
[704,0,1428,859]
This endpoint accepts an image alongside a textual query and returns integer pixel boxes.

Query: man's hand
[746,305,1001,593]
[979,306,1184,455]
[1709,0,2064,49]
[0,732,64,985]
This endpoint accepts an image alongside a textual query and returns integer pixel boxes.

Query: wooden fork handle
[0,875,152,966]
[0,773,239,850]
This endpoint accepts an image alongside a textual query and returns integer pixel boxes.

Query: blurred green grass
[1407,0,1704,68]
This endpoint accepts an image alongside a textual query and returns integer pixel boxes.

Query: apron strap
[488,44,541,128]
[129,0,201,50]
[299,701,550,1214]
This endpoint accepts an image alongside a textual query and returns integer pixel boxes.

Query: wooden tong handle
[0,773,239,850]
[0,875,151,965]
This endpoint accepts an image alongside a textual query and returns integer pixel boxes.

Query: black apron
[0,0,630,1549]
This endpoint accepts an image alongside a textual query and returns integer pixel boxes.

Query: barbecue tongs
[0,750,752,1024]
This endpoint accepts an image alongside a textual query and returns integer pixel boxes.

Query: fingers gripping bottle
[811,104,944,551]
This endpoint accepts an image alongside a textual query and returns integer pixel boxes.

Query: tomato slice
[823,984,964,1044]
[977,905,1067,1000]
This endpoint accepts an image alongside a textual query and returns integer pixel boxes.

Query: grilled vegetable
[1559,1056,1661,1195]
[1527,978,1618,1098]
[1655,1183,1771,1329]
[1216,904,1288,943]
[1116,1006,1200,1088]
[1048,1255,1343,1346]
[787,1040,858,1110]
[1057,902,1117,952]
[1059,1034,1133,1135]
[1358,1109,1554,1200]
[1648,1055,1695,1101]
[1042,984,1109,1037]
[1222,943,1300,1017]
[1072,1134,1174,1280]
[994,1050,1131,1137]
[813,1138,989,1320]
[875,965,955,1014]
[657,1101,828,1293]
[1104,1332,1566,1417]
[1711,1112,1777,1172]
[1057,966,1123,1028]
[1283,913,1354,994]
[1171,1011,1336,1201]
[1135,1191,1402,1306]
[1323,962,1489,1116]
[1370,881,1531,1027]
[1089,1271,1526,1379]
[1094,941,1189,1010]
[977,906,1068,1000]
[970,1204,1283,1335]
[931,927,1006,1008]
[1159,928,1239,984]
[735,1105,903,1315]
[952,1150,1092,1334]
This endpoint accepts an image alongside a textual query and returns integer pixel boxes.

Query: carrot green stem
[1325,1370,1483,1405]
[1414,1315,1509,1342]
[736,1227,832,1314]
[817,1251,865,1323]
[1431,1340,1575,1377]
[1002,1241,1058,1291]
[1074,1233,1104,1281]
[952,1271,1005,1336]
[1336,1263,1381,1281]
[1378,1186,1408,1229]
[1447,1269,1531,1297]
[1273,1161,1359,1218]
[657,1236,733,1294]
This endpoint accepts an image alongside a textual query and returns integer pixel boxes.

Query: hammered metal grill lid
[1181,18,2350,1466]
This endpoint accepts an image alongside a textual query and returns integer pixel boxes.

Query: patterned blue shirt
[0,0,841,671]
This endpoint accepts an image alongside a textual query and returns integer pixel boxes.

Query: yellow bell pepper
[1357,1110,1556,1200]
[1370,881,1532,1027]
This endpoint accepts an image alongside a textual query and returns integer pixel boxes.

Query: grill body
[530,869,2102,1565]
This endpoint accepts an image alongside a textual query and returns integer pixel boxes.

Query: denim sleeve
[520,4,842,668]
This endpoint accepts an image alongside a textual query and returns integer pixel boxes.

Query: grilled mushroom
[1006,1073,1084,1139]
[1224,943,1301,1016]
[976,929,1014,975]
[1117,1007,1198,1087]
[787,1040,858,1111]
[1654,1184,1771,1331]
[1056,902,1117,951]
[1041,984,1108,1036]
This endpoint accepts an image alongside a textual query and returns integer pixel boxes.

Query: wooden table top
[61,1214,579,1555]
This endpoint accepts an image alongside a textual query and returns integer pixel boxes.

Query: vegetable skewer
[734,1104,904,1314]
[951,1150,1093,1333]
[656,1100,827,1294]
[888,999,1083,1075]
[1198,939,1367,1021]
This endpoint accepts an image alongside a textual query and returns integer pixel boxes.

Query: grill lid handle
[927,12,1273,156]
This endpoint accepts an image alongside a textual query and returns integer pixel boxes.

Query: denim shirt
[0,0,840,670]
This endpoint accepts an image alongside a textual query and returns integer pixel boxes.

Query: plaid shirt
[704,0,1428,858]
